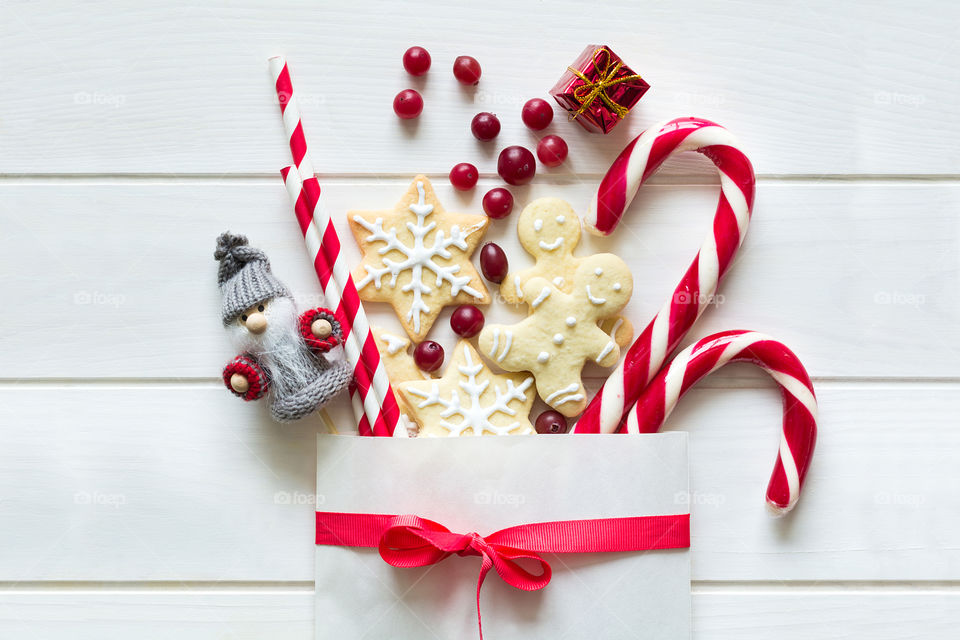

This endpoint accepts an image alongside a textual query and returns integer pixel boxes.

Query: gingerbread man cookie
[499,197,633,347]
[478,254,633,417]
[397,341,536,437]
[349,176,490,342]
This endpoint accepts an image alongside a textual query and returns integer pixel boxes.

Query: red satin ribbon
[316,511,690,638]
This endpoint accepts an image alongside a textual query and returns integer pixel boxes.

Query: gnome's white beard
[227,296,321,397]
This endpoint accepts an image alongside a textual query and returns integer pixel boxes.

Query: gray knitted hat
[214,232,290,324]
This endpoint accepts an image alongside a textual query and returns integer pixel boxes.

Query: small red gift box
[550,45,650,134]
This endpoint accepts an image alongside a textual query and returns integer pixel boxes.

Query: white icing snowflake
[354,181,485,334]
[406,346,534,436]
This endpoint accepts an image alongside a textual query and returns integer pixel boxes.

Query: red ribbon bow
[317,511,690,639]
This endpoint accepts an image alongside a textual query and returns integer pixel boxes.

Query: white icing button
[552,333,564,345]
[565,316,577,327]
[537,351,550,363]
[594,267,603,276]
[613,282,622,291]
[556,215,565,224]
[553,276,564,286]
[533,218,544,231]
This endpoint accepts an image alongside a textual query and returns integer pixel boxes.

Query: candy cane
[623,330,817,514]
[270,56,404,437]
[575,117,756,434]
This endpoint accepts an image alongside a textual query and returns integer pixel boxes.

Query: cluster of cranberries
[393,46,569,202]
[396,46,570,434]
[394,49,483,119]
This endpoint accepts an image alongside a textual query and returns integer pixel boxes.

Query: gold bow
[568,47,644,120]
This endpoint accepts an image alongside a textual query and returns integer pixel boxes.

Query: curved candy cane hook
[576,117,756,434]
[624,330,818,514]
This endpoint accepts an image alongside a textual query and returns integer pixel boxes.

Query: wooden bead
[311,318,333,338]
[230,373,250,393]
[245,313,267,335]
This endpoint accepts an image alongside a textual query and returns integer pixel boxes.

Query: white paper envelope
[315,433,690,639]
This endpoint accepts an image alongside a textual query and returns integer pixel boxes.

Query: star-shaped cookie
[396,341,536,437]
[349,176,490,342]
[373,327,427,388]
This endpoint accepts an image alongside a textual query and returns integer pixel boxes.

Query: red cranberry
[402,46,431,76]
[479,242,509,283]
[535,410,568,434]
[453,56,482,85]
[413,340,444,372]
[497,146,536,186]
[449,163,479,191]
[471,112,501,141]
[393,89,423,119]
[450,305,485,338]
[481,188,513,219]
[536,135,568,167]
[521,98,554,130]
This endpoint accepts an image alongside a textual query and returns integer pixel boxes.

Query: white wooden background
[1,0,958,637]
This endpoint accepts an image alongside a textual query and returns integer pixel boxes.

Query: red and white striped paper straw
[270,56,403,437]
[281,169,398,437]
[622,330,818,514]
[574,117,756,434]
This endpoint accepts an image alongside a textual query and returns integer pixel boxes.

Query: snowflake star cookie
[499,197,633,348]
[373,327,428,387]
[349,176,490,342]
[396,341,535,437]
[479,254,633,417]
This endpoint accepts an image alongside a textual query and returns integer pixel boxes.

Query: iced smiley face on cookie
[479,254,634,417]
[348,176,490,342]
[500,197,582,303]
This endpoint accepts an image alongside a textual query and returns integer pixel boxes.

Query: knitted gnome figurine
[215,232,352,422]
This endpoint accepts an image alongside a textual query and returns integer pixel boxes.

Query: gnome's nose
[245,313,267,334]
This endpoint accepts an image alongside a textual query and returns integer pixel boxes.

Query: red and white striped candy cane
[270,56,403,437]
[575,117,756,434]
[623,330,817,514]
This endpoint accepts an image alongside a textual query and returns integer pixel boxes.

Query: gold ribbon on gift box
[568,47,645,120]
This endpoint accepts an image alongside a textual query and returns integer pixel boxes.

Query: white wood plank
[0,590,314,639]
[0,1,957,176]
[693,588,960,639]
[0,589,956,639]
[0,383,955,582]
[1,180,956,379]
